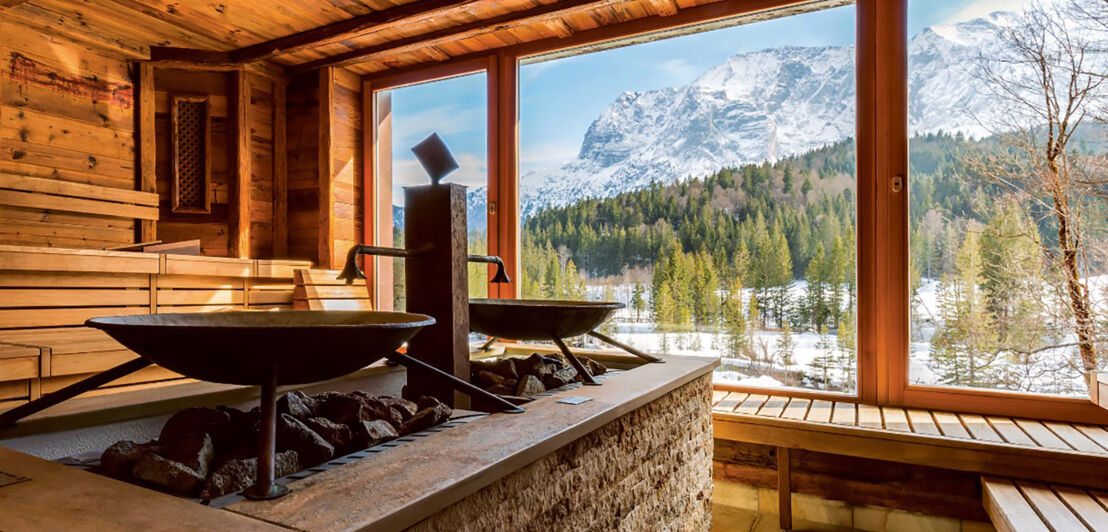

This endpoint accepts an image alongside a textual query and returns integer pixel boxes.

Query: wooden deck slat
[734,394,768,415]
[1044,422,1106,454]
[757,395,789,418]
[780,398,810,420]
[906,409,941,436]
[932,411,971,439]
[1054,485,1108,530]
[881,407,911,432]
[1018,482,1089,531]
[711,390,729,406]
[857,403,882,428]
[1016,419,1074,451]
[988,416,1038,446]
[961,414,1005,442]
[805,400,833,423]
[715,392,747,413]
[982,477,1051,532]
[830,402,855,426]
[1073,425,1108,452]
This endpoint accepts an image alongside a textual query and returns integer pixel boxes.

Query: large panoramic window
[907,0,1108,396]
[373,73,489,310]
[516,4,859,391]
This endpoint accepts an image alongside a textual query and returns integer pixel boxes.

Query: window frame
[360,0,1108,425]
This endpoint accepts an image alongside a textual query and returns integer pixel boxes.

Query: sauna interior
[1,0,1107,530]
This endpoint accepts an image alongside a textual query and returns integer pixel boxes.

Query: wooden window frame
[169,94,212,214]
[360,0,1108,424]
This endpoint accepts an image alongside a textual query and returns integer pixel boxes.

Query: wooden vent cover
[171,95,211,213]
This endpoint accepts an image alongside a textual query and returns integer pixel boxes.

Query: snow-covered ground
[574,276,1105,396]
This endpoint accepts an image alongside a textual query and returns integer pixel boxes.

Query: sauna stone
[277,413,334,467]
[132,451,207,496]
[401,403,452,434]
[303,416,358,454]
[516,375,545,397]
[202,450,301,500]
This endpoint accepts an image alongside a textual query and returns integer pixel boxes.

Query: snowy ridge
[506,12,1018,219]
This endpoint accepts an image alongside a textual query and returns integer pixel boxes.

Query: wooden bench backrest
[293,269,372,311]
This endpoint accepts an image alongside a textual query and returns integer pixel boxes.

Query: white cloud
[520,141,579,167]
[942,0,1063,24]
[658,58,699,85]
[391,152,487,205]
[391,105,484,146]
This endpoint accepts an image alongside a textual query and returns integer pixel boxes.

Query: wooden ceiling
[0,0,802,76]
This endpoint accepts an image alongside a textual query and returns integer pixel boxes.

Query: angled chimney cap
[411,132,459,185]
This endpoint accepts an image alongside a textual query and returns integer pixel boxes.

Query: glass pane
[374,73,489,311]
[519,4,858,391]
[907,0,1108,396]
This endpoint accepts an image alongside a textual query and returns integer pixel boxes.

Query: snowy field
[573,277,1105,396]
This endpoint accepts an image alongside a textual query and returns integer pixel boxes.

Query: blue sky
[385,0,1033,205]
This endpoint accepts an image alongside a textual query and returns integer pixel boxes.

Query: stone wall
[409,374,714,532]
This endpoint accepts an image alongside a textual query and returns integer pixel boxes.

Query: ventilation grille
[172,96,210,213]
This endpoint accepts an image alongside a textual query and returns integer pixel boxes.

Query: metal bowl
[468,299,623,340]
[87,311,434,386]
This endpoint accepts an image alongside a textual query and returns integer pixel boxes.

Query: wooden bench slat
[1016,419,1074,451]
[988,416,1038,446]
[1044,422,1107,454]
[715,392,746,413]
[933,411,971,439]
[881,407,910,432]
[1054,485,1108,530]
[857,403,882,429]
[781,398,810,420]
[1073,425,1108,452]
[1018,482,1090,531]
[711,390,728,406]
[982,478,1051,532]
[734,394,767,415]
[757,395,789,418]
[961,414,1005,442]
[830,401,855,426]
[906,408,941,435]
[805,400,833,423]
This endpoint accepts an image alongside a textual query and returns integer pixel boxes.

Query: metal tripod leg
[386,351,524,414]
[587,331,664,363]
[552,337,599,386]
[0,358,153,428]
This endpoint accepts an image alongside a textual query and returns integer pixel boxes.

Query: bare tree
[966,1,1107,376]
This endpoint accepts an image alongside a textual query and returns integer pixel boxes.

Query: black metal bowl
[87,311,434,386]
[468,299,623,340]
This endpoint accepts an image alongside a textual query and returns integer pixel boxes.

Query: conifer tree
[930,231,1000,387]
[812,325,837,390]
[722,278,749,358]
[630,282,646,322]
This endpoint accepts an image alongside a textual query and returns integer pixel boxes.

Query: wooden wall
[0,19,144,250]
[330,69,365,270]
[286,72,320,263]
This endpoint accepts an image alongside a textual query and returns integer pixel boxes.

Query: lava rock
[354,419,400,448]
[358,395,405,427]
[476,370,515,389]
[132,452,206,496]
[400,403,452,434]
[543,367,577,390]
[521,353,551,376]
[516,374,546,397]
[472,358,518,380]
[277,391,316,419]
[161,433,214,477]
[200,450,300,500]
[100,440,159,480]
[486,384,514,395]
[378,396,418,422]
[316,393,365,426]
[159,407,233,447]
[584,358,608,376]
[277,413,334,467]
[417,395,443,410]
[303,416,358,454]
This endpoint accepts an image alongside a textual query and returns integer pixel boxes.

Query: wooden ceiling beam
[0,0,31,7]
[289,0,629,74]
[228,0,481,63]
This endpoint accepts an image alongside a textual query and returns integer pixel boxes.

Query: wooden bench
[711,391,1108,530]
[293,269,372,310]
[1091,372,1107,413]
[983,477,1108,531]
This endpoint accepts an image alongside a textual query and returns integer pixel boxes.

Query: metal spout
[468,255,512,284]
[339,244,433,284]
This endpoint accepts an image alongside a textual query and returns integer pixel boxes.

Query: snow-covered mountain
[504,12,1018,219]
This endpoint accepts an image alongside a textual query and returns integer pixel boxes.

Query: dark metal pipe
[386,351,524,414]
[0,358,153,428]
[552,337,599,386]
[243,369,288,500]
[338,243,433,284]
[466,255,512,284]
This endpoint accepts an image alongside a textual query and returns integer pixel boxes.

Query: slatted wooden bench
[712,391,1108,529]
[983,477,1108,531]
[293,269,372,310]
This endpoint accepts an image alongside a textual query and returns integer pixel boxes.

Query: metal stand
[587,331,664,363]
[0,358,153,428]
[387,351,524,414]
[243,369,289,500]
[552,337,599,386]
